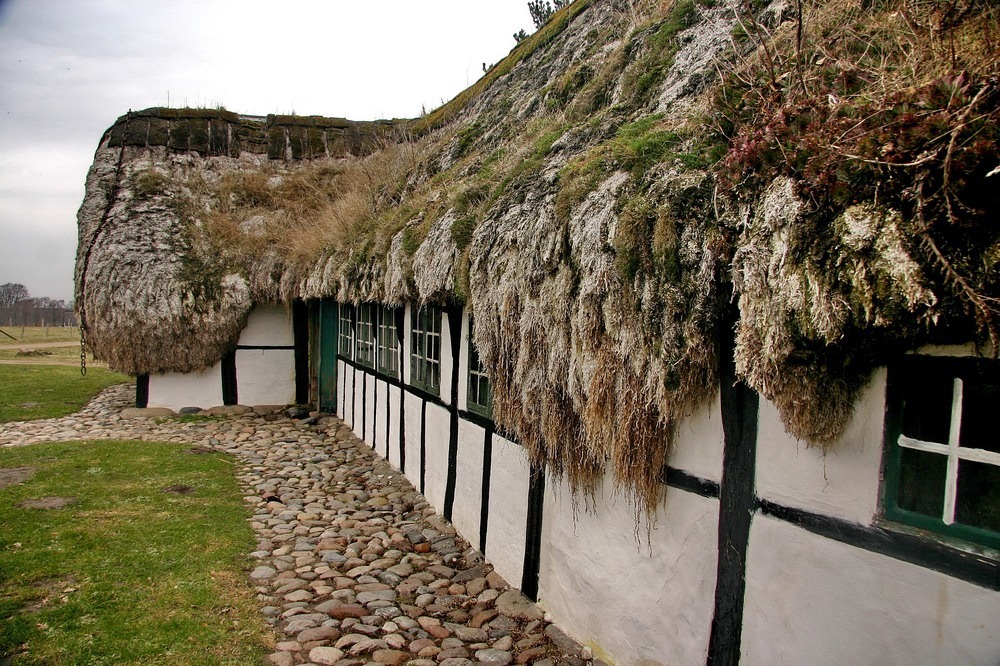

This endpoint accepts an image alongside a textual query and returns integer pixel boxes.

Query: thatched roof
[76,0,1000,512]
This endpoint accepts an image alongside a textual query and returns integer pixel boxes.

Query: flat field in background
[0,326,81,345]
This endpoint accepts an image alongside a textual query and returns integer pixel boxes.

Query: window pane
[901,374,952,444]
[411,329,423,384]
[479,376,491,408]
[955,460,1000,532]
[469,372,480,405]
[897,447,947,519]
[960,376,1000,452]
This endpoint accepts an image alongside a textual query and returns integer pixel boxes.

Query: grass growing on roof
[0,366,129,422]
[0,440,271,664]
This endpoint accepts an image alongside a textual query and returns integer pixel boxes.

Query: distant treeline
[0,283,76,327]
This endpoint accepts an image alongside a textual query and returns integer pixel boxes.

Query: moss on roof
[76,0,1000,516]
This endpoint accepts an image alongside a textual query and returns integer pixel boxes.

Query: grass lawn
[0,346,99,363]
[0,366,130,422]
[0,440,272,664]
[0,326,81,344]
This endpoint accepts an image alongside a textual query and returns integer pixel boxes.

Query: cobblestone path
[0,385,596,666]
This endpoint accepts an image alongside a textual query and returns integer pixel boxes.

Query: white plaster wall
[402,306,412,385]
[239,304,293,346]
[484,436,530,588]
[354,372,375,447]
[403,392,423,483]
[387,385,402,470]
[351,369,365,442]
[374,380,388,458]
[754,368,887,524]
[235,349,295,406]
[458,312,470,411]
[422,403,451,514]
[670,389,725,483]
[743,515,1000,665]
[539,477,719,665]
[439,310,454,406]
[452,420,485,551]
[148,363,224,410]
[339,361,355,428]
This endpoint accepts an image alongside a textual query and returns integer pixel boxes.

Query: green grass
[0,440,272,664]
[0,366,130,422]
[0,327,81,344]
[0,346,90,363]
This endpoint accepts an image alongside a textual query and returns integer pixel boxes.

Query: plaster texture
[439,309,455,406]
[403,392,423,481]
[743,515,1000,665]
[372,379,388,458]
[754,369,887,524]
[147,362,223,410]
[669,389,725,483]
[484,436,530,588]
[452,419,486,551]
[421,403,451,514]
[539,476,719,665]
[239,304,293,346]
[234,348,294,406]
[338,361,356,429]
[386,384,403,470]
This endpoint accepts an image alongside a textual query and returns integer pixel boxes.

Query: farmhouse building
[75,0,1000,663]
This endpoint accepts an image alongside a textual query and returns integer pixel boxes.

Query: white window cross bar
[896,378,1000,525]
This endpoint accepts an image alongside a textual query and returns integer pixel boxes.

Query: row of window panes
[410,307,442,393]
[336,305,491,415]
[467,319,492,416]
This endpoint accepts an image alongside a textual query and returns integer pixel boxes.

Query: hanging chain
[78,110,131,378]
[80,326,87,376]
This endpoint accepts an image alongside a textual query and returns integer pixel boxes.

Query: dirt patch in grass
[0,467,35,489]
[18,497,76,510]
[163,484,195,495]
[21,577,78,614]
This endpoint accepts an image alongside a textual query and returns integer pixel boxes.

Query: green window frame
[356,304,375,368]
[883,355,1000,550]
[467,319,492,417]
[338,304,354,360]
[411,306,442,394]
[377,305,400,378]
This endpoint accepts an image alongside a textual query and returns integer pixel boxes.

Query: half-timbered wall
[324,300,1000,665]
[144,303,306,410]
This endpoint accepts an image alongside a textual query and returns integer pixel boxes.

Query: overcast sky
[0,0,535,303]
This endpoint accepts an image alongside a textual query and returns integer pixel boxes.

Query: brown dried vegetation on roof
[76,0,1000,516]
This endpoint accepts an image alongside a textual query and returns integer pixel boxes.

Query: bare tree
[0,283,28,309]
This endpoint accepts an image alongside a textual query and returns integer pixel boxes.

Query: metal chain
[80,327,87,376]
[78,109,132,374]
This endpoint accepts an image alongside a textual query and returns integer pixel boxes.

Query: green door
[318,299,339,413]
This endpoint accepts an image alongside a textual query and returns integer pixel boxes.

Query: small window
[883,356,1000,550]
[377,305,400,378]
[338,304,354,360]
[411,306,442,394]
[468,319,492,417]
[356,304,375,368]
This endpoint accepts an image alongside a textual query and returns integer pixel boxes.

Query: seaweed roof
[76,0,1000,513]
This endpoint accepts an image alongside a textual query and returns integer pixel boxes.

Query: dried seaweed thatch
[76,0,1000,514]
